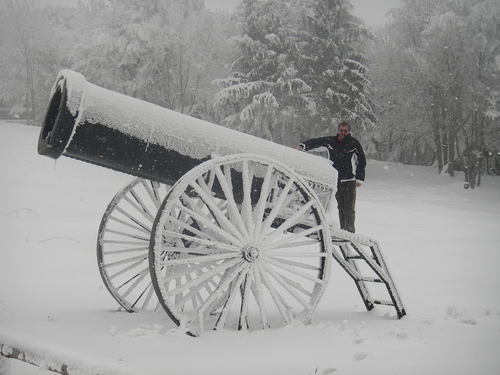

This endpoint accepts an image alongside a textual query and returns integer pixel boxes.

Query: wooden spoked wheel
[97,178,170,312]
[149,154,332,335]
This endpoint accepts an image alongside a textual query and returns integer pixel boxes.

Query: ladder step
[331,240,351,245]
[358,276,383,283]
[344,253,377,261]
[330,232,406,319]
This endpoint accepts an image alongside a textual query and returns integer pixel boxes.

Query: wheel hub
[243,245,260,262]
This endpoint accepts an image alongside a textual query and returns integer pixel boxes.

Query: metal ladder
[329,228,406,318]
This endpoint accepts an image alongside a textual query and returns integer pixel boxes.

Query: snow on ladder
[329,228,406,318]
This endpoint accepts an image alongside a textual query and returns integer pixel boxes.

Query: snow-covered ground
[1,122,499,375]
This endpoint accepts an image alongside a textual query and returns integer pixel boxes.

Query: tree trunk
[431,103,443,173]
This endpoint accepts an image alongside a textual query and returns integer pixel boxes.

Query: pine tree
[213,0,317,144]
[303,0,376,137]
[214,0,376,145]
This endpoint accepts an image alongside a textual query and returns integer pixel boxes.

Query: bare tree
[369,0,500,188]
[71,0,233,120]
[0,0,45,124]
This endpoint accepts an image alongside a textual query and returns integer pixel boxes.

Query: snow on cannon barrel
[36,70,341,334]
[37,70,406,335]
[37,69,337,190]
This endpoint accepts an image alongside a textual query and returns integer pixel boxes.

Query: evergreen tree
[303,0,376,138]
[213,0,316,144]
[213,0,376,146]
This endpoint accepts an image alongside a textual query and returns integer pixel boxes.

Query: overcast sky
[39,0,401,27]
[205,0,401,26]
[349,0,401,26]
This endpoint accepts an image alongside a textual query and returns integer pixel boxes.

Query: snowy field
[1,122,499,375]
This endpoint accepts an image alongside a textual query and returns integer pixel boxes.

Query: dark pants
[336,180,357,233]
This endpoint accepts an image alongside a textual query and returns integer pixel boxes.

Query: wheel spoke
[103,228,150,242]
[107,215,151,235]
[241,160,255,242]
[113,206,152,232]
[214,263,250,330]
[251,265,268,328]
[159,250,239,266]
[161,259,222,283]
[123,193,156,223]
[270,272,312,298]
[252,164,277,239]
[260,262,311,310]
[261,200,316,246]
[101,245,149,255]
[238,270,253,330]
[101,239,149,246]
[186,261,247,331]
[265,228,324,251]
[121,268,150,298]
[171,200,243,247]
[134,282,156,309]
[257,179,298,241]
[179,190,223,227]
[162,230,237,252]
[191,177,247,244]
[140,180,164,209]
[265,254,322,272]
[98,178,170,312]
[174,271,218,311]
[262,255,326,284]
[166,212,215,243]
[149,155,332,334]
[214,165,251,241]
[256,263,290,323]
[105,253,147,268]
[166,257,243,297]
[108,256,147,280]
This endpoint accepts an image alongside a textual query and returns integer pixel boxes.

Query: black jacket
[300,134,366,182]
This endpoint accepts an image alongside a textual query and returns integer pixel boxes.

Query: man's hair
[337,121,351,131]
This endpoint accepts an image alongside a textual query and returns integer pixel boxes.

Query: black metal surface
[37,73,208,185]
[37,79,76,159]
[64,120,207,185]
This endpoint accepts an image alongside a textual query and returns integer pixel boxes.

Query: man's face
[337,126,350,140]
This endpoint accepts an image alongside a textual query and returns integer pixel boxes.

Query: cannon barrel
[38,70,337,187]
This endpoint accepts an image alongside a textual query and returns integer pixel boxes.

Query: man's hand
[295,145,304,151]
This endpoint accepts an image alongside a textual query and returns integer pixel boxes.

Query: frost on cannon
[37,70,405,336]
[38,70,337,187]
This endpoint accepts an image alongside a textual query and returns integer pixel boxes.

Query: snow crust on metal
[56,69,338,189]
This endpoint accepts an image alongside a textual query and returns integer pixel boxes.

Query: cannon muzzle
[38,70,336,187]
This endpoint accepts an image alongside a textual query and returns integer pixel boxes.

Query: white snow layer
[1,122,500,375]
[1,328,137,375]
[57,69,337,188]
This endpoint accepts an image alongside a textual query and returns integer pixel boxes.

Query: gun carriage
[38,70,405,336]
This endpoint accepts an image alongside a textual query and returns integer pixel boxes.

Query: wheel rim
[97,178,170,311]
[150,155,332,334]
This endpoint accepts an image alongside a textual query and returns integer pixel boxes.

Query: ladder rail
[350,241,406,318]
[336,243,374,311]
[329,229,406,318]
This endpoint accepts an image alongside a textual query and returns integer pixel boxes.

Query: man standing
[295,121,366,233]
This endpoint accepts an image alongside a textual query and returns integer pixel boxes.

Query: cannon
[38,70,405,336]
